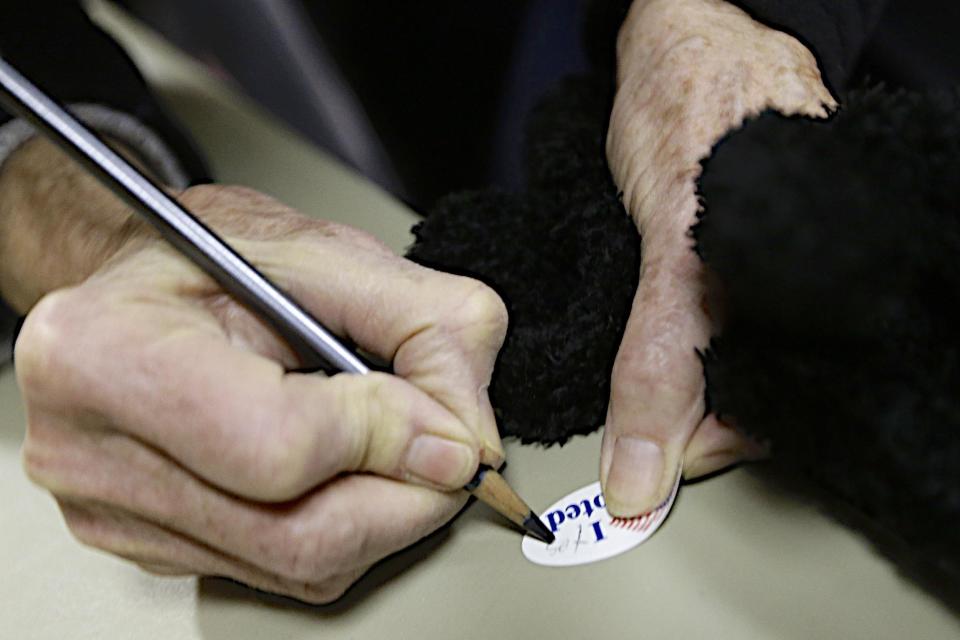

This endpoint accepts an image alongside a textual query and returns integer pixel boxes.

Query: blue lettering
[591,521,606,542]
[546,493,608,534]
[593,492,605,510]
[546,510,565,533]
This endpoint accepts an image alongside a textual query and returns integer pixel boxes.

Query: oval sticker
[521,471,680,567]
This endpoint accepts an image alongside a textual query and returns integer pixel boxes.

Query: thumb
[24,280,483,502]
[299,370,483,492]
[600,248,708,517]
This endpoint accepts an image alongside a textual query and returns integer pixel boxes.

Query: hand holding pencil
[11,175,508,603]
[1,56,552,603]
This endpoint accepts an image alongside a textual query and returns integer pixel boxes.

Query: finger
[89,212,507,467]
[683,414,770,480]
[58,499,367,604]
[18,294,480,500]
[36,429,465,588]
[600,244,711,517]
[231,233,509,465]
[136,562,192,576]
[176,185,507,465]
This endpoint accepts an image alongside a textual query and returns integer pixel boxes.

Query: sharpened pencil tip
[523,511,556,544]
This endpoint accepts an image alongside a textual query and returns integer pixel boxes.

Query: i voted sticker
[521,471,681,567]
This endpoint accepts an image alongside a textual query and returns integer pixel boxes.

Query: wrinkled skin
[15,184,507,604]
[602,0,835,516]
[6,0,839,604]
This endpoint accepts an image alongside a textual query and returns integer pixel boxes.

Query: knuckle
[246,374,387,502]
[346,373,399,467]
[58,500,108,549]
[319,223,391,254]
[310,579,353,604]
[280,507,364,583]
[357,373,390,432]
[614,332,675,378]
[314,509,365,576]
[21,416,99,499]
[248,410,314,501]
[291,575,357,605]
[216,383,318,502]
[20,426,56,489]
[448,281,508,339]
[245,377,367,501]
[613,338,702,408]
[15,293,68,373]
[618,366,702,410]
[14,291,80,394]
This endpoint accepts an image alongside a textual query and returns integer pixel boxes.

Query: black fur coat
[408,72,960,591]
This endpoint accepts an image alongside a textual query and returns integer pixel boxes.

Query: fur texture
[409,76,639,444]
[407,77,960,585]
[698,86,960,581]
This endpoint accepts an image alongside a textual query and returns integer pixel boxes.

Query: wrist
[0,138,147,312]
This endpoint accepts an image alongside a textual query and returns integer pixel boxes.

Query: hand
[601,0,835,516]
[13,181,507,603]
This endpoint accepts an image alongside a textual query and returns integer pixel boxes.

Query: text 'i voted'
[521,472,680,567]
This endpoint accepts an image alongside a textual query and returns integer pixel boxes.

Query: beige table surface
[2,4,958,639]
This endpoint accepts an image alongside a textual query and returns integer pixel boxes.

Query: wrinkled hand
[602,0,835,516]
[17,185,507,603]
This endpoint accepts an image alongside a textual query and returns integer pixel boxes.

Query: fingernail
[405,435,476,488]
[605,437,664,516]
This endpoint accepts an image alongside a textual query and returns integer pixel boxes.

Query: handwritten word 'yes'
[545,491,605,533]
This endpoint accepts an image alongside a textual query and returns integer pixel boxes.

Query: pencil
[0,58,554,545]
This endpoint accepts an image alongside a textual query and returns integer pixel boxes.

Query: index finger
[16,288,482,503]
[226,225,509,466]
